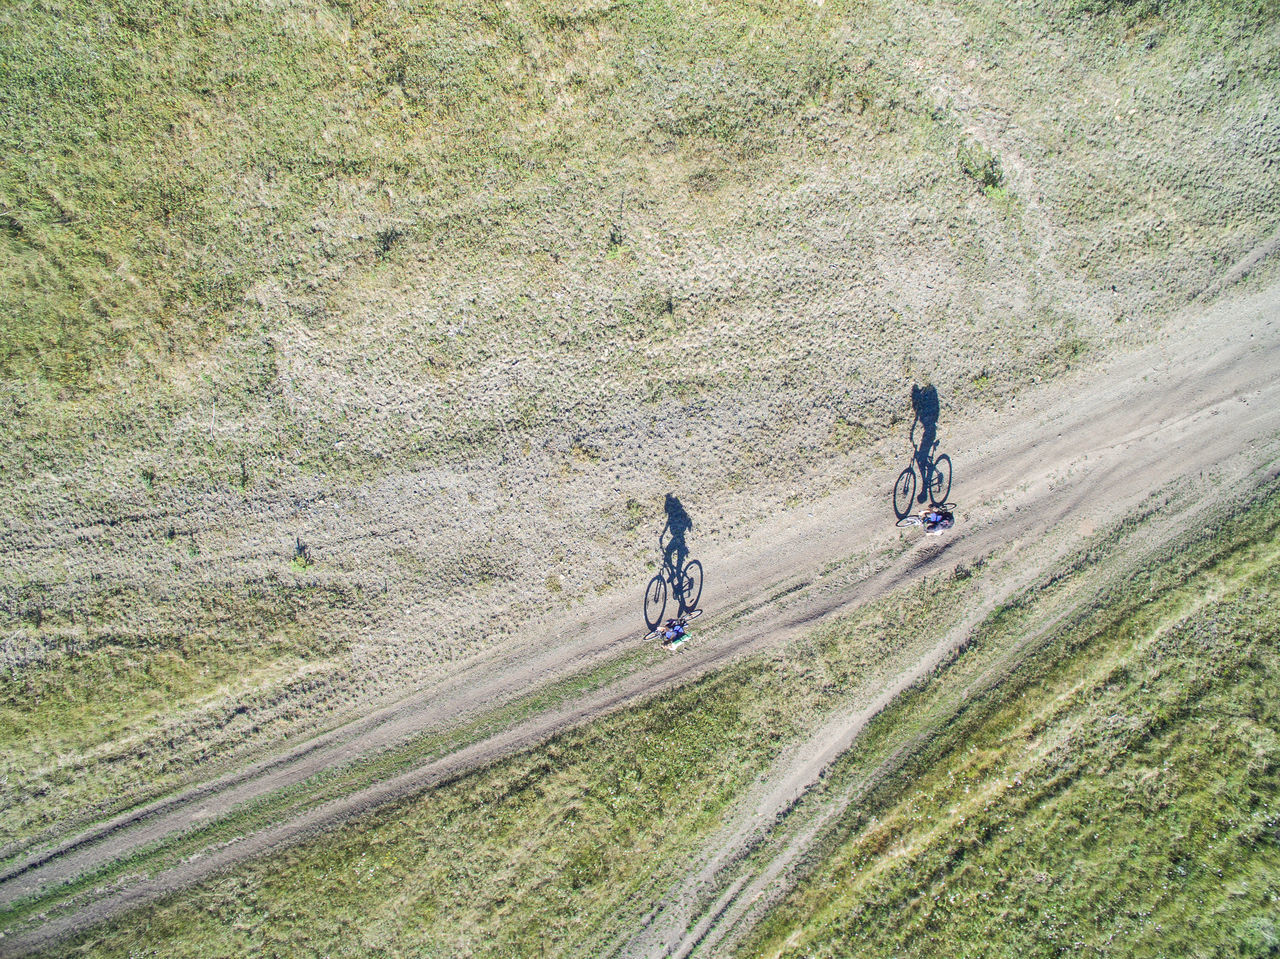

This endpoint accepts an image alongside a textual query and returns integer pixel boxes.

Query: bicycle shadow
[892,384,954,519]
[642,493,705,629]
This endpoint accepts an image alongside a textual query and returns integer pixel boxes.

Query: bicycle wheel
[896,516,923,528]
[682,608,703,622]
[893,467,916,519]
[676,559,703,613]
[643,574,667,630]
[928,454,952,505]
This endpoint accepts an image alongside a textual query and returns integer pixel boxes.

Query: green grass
[0,577,358,844]
[33,560,978,957]
[0,0,858,394]
[5,0,1271,483]
[0,636,657,930]
[740,490,1280,958]
[1,0,1271,555]
[46,671,820,956]
[31,483,1280,957]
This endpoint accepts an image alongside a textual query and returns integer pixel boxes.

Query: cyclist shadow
[642,493,705,630]
[892,384,954,519]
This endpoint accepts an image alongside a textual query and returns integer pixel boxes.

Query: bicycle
[643,558,704,629]
[643,609,703,645]
[893,439,952,518]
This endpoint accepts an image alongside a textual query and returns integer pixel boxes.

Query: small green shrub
[624,498,646,531]
[958,138,1005,194]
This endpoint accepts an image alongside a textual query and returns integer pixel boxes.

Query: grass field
[2,0,1279,951]
[26,557,978,955]
[743,488,1280,957]
[25,480,1278,957]
[4,0,1276,853]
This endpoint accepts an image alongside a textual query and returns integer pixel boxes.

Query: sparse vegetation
[958,138,1005,195]
[35,482,1280,959]
[743,487,1280,958]
[829,418,870,454]
[1,0,1278,951]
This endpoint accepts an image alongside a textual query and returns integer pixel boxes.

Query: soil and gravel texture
[1,0,1279,955]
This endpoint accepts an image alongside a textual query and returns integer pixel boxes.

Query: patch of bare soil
[1,272,1277,957]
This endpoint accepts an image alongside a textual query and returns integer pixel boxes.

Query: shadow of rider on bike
[893,384,954,520]
[661,493,692,583]
[659,493,703,615]
[643,494,705,631]
[911,384,940,504]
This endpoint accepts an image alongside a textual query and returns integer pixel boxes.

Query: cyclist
[662,618,687,645]
[923,507,954,535]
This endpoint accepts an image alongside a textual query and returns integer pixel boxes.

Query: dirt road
[2,279,1277,957]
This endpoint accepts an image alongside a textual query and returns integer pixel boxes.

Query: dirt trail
[613,281,1280,958]
[1,281,1278,957]
[621,433,1275,959]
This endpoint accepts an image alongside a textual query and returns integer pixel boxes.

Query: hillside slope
[1,0,1278,953]
[3,0,1278,866]
[1,272,1277,958]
